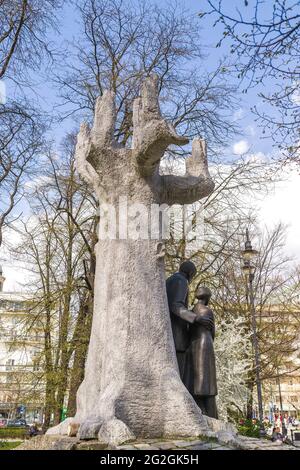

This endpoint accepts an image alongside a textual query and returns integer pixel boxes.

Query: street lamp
[277,365,287,437]
[242,229,266,437]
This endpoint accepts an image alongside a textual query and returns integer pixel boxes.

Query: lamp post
[242,229,266,437]
[277,366,287,436]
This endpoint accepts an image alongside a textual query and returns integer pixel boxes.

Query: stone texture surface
[45,74,225,446]
[98,418,135,446]
[15,436,79,450]
[15,434,298,451]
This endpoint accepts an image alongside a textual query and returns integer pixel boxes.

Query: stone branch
[91,90,116,150]
[75,90,118,177]
[75,122,98,188]
[133,75,189,177]
[159,138,215,205]
[75,77,214,206]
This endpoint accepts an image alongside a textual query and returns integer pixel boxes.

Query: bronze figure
[184,286,218,419]
[166,261,197,378]
[166,263,214,379]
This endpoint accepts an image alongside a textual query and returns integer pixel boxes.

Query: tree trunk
[67,295,93,417]
[46,75,231,446]
[75,238,210,441]
[67,222,96,416]
[43,302,56,431]
[246,371,255,420]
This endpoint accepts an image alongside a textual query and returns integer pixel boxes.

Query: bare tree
[0,0,63,248]
[14,138,97,426]
[0,0,63,82]
[203,0,300,159]
[164,155,277,280]
[55,0,239,155]
[202,222,299,419]
[0,102,45,247]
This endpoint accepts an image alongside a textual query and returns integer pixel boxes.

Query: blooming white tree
[214,318,252,421]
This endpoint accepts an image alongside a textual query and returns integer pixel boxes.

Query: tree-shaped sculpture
[48,75,218,446]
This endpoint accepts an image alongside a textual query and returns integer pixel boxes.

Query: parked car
[6,418,28,428]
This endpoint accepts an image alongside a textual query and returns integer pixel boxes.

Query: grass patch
[0,441,23,450]
[0,428,28,439]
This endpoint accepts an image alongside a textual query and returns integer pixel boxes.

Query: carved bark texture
[47,75,224,446]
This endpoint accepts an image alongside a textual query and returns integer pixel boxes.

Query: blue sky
[5,0,277,156]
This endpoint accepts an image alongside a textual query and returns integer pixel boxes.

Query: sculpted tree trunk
[48,75,220,445]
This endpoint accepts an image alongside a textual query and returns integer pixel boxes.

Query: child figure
[183,286,218,419]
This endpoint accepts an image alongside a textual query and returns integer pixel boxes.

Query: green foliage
[237,419,260,438]
[0,440,23,450]
[0,427,27,439]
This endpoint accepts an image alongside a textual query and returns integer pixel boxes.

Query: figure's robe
[183,303,217,397]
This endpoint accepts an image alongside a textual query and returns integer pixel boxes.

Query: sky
[1,0,300,291]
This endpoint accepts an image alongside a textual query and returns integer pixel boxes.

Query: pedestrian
[29,422,39,438]
[271,426,284,445]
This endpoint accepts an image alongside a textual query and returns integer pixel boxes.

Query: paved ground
[76,438,232,451]
[14,435,298,451]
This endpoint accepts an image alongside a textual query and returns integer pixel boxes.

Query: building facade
[260,305,300,418]
[0,266,45,423]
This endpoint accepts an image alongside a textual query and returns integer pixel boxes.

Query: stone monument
[47,75,231,446]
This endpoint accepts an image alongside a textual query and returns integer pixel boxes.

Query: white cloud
[24,175,53,191]
[291,83,300,105]
[259,165,300,260]
[233,139,250,155]
[160,156,186,176]
[0,220,38,292]
[245,125,256,137]
[245,152,269,164]
[0,231,27,292]
[291,91,300,105]
[233,108,245,121]
[0,80,6,104]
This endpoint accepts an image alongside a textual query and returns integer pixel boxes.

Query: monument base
[15,433,297,451]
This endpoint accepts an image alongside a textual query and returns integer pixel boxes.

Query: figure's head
[179,260,197,283]
[195,286,212,305]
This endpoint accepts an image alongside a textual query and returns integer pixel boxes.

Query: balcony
[0,330,44,343]
[0,364,43,373]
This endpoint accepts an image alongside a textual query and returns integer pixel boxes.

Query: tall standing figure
[166,262,213,379]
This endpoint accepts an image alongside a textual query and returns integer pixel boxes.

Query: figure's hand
[196,315,214,331]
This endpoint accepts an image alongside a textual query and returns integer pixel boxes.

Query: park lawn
[0,440,23,450]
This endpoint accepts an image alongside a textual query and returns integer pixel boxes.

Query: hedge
[0,427,28,439]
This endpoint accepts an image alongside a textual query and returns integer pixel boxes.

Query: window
[33,361,41,372]
[5,359,15,371]
[0,301,8,310]
[13,302,24,311]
